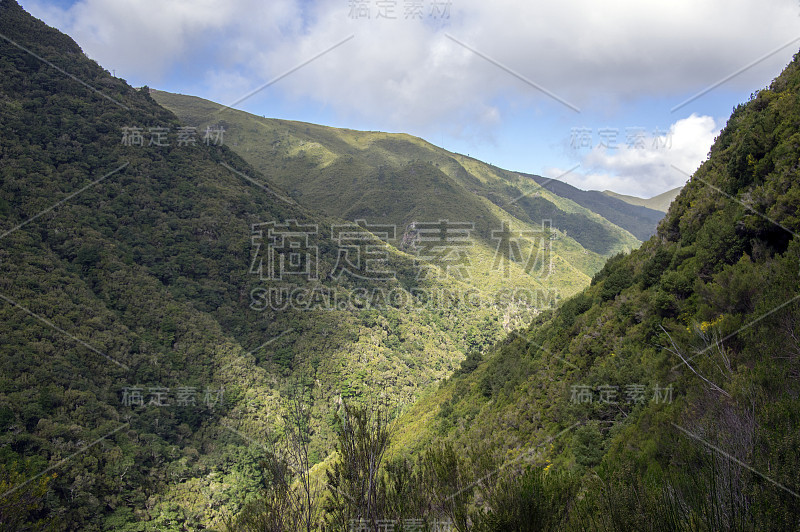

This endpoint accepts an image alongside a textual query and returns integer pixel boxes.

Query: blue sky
[21,0,800,197]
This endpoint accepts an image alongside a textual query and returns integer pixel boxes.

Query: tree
[421,442,473,531]
[0,463,56,532]
[324,399,395,530]
[225,379,322,532]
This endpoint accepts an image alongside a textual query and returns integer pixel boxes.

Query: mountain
[390,51,800,529]
[603,186,682,213]
[520,172,667,240]
[0,1,554,528]
[0,1,660,528]
[6,0,799,528]
[151,90,651,260]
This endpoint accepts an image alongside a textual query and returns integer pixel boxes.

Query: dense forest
[228,48,800,529]
[1,0,800,529]
[385,48,800,530]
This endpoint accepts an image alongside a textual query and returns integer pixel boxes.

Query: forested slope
[0,1,530,528]
[391,50,800,530]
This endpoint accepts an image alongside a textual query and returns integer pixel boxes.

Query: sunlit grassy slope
[152,90,653,301]
[603,186,682,213]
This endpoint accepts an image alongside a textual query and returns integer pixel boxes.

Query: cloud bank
[548,114,719,197]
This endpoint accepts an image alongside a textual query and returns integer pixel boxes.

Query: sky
[20,0,800,198]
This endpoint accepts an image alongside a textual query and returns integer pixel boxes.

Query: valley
[1,1,799,530]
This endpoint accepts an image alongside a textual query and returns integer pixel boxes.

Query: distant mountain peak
[601,187,683,213]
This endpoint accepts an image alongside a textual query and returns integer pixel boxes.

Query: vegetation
[0,1,511,527]
[392,47,800,530]
[2,0,800,529]
[152,90,644,261]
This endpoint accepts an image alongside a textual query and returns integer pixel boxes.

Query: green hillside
[151,90,645,260]
[603,186,682,213]
[389,50,800,529]
[520,173,667,240]
[3,0,799,529]
[0,2,554,528]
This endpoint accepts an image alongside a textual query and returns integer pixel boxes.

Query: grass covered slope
[522,172,667,240]
[392,51,800,529]
[603,186,682,213]
[152,90,645,259]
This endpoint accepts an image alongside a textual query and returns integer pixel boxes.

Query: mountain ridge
[519,171,667,240]
[151,89,654,257]
[602,186,682,213]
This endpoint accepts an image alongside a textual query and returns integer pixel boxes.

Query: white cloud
[249,0,797,129]
[22,0,799,131]
[22,0,300,80]
[546,114,719,197]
